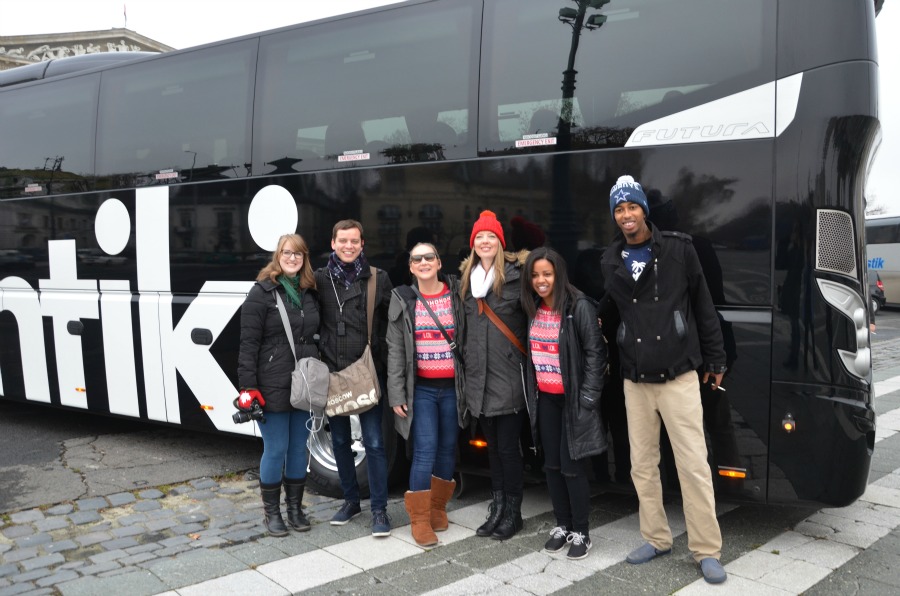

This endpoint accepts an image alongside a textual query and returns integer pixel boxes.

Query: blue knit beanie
[609,175,649,221]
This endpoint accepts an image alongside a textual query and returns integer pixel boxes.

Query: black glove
[578,393,599,411]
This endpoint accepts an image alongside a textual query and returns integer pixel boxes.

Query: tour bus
[0,0,881,506]
[866,215,900,307]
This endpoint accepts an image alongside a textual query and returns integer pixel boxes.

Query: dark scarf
[327,251,369,289]
[277,274,303,310]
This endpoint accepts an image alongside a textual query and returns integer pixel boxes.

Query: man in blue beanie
[600,175,728,584]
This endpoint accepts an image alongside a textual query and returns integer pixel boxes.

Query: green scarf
[277,274,303,310]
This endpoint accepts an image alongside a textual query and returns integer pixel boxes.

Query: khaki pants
[624,372,722,561]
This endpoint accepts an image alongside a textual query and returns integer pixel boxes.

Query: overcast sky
[1,0,898,214]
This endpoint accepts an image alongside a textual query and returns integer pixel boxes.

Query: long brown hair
[459,248,513,299]
[256,234,316,290]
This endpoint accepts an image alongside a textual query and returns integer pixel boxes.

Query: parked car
[870,270,886,314]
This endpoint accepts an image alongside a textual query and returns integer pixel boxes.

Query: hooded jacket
[386,274,466,439]
[459,251,529,419]
[600,222,726,382]
[524,292,609,461]
[237,280,320,412]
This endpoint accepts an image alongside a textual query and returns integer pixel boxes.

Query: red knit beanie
[469,210,506,249]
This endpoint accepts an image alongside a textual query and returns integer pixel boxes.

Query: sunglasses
[409,253,438,264]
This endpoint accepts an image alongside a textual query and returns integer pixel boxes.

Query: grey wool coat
[386,274,466,439]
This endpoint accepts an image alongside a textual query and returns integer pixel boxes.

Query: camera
[232,399,265,424]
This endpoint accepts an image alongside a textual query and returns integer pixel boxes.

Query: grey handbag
[274,291,328,413]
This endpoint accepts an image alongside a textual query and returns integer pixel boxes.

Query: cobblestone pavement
[1,336,899,596]
[0,474,375,595]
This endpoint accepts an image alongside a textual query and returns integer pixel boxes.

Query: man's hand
[702,372,724,391]
[393,404,408,418]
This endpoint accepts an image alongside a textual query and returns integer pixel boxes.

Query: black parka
[314,265,392,376]
[524,292,609,460]
[600,222,726,382]
[237,280,320,412]
[460,252,529,419]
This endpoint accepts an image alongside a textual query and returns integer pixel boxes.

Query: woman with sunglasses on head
[237,234,320,537]
[386,243,466,546]
[522,247,608,560]
[459,210,530,540]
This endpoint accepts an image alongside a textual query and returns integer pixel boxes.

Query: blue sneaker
[626,542,671,564]
[330,500,361,526]
[372,509,392,537]
[700,558,727,584]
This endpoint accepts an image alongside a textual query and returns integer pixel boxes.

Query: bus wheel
[306,409,400,498]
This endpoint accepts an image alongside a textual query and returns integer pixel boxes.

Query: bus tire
[305,404,402,499]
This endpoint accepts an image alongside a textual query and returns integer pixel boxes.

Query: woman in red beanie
[459,210,530,540]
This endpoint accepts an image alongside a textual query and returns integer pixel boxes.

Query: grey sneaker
[700,558,727,584]
[543,526,569,553]
[330,500,361,526]
[566,532,592,560]
[372,509,392,537]
[626,542,671,564]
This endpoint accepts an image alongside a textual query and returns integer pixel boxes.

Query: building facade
[0,28,172,71]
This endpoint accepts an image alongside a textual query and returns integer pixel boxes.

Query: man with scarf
[315,219,394,536]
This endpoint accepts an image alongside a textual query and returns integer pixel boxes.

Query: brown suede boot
[430,476,456,532]
[404,490,438,547]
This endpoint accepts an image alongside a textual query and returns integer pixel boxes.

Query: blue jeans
[329,400,388,511]
[257,409,312,485]
[409,383,459,491]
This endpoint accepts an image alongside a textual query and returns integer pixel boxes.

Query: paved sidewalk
[1,336,898,596]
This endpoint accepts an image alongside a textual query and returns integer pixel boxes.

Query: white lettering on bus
[628,121,770,145]
[0,185,279,435]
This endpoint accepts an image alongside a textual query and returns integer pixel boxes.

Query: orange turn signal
[200,404,215,411]
[469,439,488,448]
[717,467,747,479]
[75,387,86,393]
[782,413,796,433]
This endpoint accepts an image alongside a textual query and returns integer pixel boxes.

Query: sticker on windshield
[515,133,557,148]
[338,150,370,162]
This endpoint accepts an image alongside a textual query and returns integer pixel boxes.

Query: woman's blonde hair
[459,247,512,298]
[256,234,316,290]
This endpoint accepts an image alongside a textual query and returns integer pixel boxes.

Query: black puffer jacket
[524,293,609,460]
[315,265,392,376]
[460,252,529,419]
[237,280,320,412]
[600,222,726,382]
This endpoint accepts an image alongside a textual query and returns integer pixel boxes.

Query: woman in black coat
[522,247,608,561]
[237,234,319,537]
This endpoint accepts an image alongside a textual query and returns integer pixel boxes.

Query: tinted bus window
[479,0,776,154]
[96,41,257,188]
[253,0,480,175]
[866,220,899,244]
[0,74,99,199]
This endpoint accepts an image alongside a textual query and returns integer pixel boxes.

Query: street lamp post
[548,1,608,261]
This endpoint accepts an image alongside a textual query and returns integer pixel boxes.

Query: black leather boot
[476,490,505,537]
[491,493,523,540]
[260,482,289,537]
[284,477,311,532]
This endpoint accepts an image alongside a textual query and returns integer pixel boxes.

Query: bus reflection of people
[647,190,742,491]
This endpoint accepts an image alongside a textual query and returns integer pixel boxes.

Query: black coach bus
[0,0,881,506]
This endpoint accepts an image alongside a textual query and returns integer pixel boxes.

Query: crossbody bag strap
[477,297,526,355]
[274,291,298,360]
[365,266,377,344]
[411,285,463,364]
